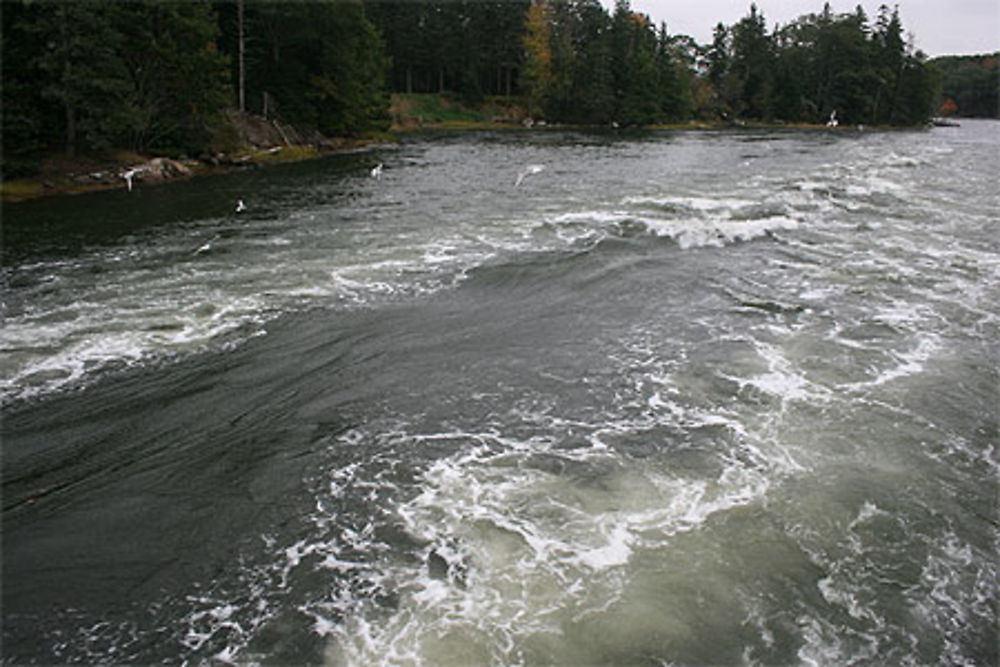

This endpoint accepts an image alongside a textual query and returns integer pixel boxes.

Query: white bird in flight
[122,167,142,192]
[235,199,247,213]
[193,234,220,255]
[514,164,545,188]
[371,163,383,180]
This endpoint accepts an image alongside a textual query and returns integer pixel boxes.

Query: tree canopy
[2,0,389,177]
[931,53,999,118]
[370,0,939,128]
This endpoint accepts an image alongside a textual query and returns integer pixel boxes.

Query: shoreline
[0,137,390,204]
[0,117,932,204]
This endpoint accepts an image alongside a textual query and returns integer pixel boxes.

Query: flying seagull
[236,199,247,213]
[371,163,383,180]
[514,164,545,188]
[193,234,221,256]
[122,167,142,192]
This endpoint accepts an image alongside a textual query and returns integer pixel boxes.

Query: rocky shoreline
[1,101,912,204]
[0,109,388,203]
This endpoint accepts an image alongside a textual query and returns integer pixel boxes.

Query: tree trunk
[65,96,76,158]
[237,0,245,112]
[59,6,76,157]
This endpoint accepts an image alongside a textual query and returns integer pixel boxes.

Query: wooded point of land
[2,0,992,181]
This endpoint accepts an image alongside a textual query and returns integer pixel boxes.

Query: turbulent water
[2,122,997,665]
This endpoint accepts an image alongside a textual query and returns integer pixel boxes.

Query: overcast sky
[601,0,999,56]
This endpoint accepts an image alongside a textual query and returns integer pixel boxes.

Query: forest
[931,53,999,119]
[1,0,951,179]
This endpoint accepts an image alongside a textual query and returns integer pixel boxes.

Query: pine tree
[730,4,774,120]
[609,1,660,125]
[109,1,230,152]
[21,2,124,156]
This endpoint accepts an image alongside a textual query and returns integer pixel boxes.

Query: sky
[602,0,1000,56]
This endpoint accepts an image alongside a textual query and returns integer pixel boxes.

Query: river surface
[2,122,998,665]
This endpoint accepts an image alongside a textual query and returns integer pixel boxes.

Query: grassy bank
[390,93,529,130]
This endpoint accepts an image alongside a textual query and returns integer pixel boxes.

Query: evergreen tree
[233,1,388,135]
[610,1,660,125]
[703,23,738,119]
[772,17,814,121]
[1,1,47,176]
[730,4,774,120]
[872,4,905,123]
[5,1,229,157]
[655,25,694,121]
[17,2,125,156]
[109,1,231,152]
[560,0,616,124]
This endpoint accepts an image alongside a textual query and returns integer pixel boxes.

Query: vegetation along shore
[2,0,996,202]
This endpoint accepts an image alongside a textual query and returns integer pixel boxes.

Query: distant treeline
[1,0,945,179]
[931,54,999,118]
[370,0,940,127]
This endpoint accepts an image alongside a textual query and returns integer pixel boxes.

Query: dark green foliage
[369,0,693,126]
[542,0,614,123]
[218,1,389,136]
[730,4,774,120]
[2,1,230,161]
[1,0,391,176]
[610,0,661,125]
[932,54,999,118]
[0,0,950,180]
[365,1,529,98]
[1,1,46,176]
[706,2,939,125]
[109,2,231,153]
[548,0,615,124]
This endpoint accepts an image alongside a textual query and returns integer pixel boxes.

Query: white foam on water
[0,292,272,400]
[840,335,941,392]
[645,215,801,249]
[880,152,924,169]
[325,437,777,666]
[722,339,831,407]
[544,187,805,251]
[912,526,998,665]
[623,194,757,212]
[318,316,826,665]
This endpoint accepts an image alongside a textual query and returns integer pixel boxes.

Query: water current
[2,122,998,665]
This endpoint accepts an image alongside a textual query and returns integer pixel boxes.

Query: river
[2,122,997,665]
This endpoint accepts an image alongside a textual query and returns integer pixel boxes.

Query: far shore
[0,104,938,204]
